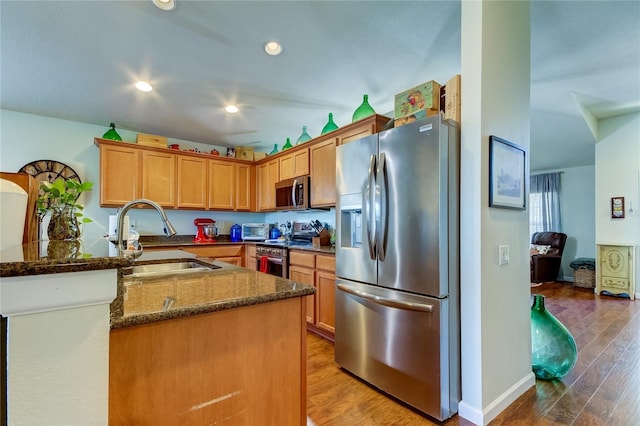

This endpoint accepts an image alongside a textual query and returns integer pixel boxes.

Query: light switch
[499,245,509,266]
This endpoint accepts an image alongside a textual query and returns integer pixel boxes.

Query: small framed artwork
[489,135,526,210]
[611,196,625,219]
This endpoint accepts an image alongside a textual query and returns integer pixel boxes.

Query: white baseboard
[458,372,535,425]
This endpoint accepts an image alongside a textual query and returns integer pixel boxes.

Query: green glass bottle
[269,144,279,155]
[296,125,312,145]
[530,294,577,380]
[352,94,376,122]
[102,122,122,141]
[321,113,338,135]
[282,137,293,150]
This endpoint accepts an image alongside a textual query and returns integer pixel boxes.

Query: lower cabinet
[110,297,307,425]
[289,250,335,340]
[246,244,257,270]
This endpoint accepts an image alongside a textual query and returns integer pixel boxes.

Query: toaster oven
[241,223,269,241]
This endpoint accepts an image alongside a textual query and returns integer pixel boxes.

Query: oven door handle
[337,283,433,312]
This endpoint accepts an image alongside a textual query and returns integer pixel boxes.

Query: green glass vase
[102,122,122,141]
[282,137,293,150]
[269,144,279,155]
[530,294,577,380]
[352,94,376,122]
[296,125,312,145]
[321,113,338,135]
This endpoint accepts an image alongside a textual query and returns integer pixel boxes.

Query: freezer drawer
[334,279,459,421]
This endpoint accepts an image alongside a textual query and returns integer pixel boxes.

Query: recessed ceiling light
[225,105,239,113]
[135,81,153,92]
[152,0,175,11]
[264,41,283,56]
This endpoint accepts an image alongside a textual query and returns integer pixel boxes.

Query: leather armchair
[530,232,567,283]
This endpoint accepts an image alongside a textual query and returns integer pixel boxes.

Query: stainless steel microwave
[275,175,310,211]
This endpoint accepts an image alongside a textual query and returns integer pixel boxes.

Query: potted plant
[37,178,93,241]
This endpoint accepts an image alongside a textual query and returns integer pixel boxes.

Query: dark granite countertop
[111,259,315,329]
[0,237,133,277]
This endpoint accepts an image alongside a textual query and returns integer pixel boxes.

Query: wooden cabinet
[110,297,307,425]
[338,114,390,146]
[235,163,255,211]
[279,148,309,181]
[309,138,337,207]
[289,250,335,340]
[96,139,254,211]
[596,244,636,300]
[99,143,140,206]
[141,150,176,207]
[177,156,207,209]
[246,244,257,269]
[289,251,316,325]
[207,159,235,210]
[314,254,336,335]
[207,160,255,211]
[181,244,245,267]
[257,158,279,211]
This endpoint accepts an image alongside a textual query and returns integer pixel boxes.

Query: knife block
[312,229,331,247]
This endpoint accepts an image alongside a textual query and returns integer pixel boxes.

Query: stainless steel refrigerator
[334,115,460,421]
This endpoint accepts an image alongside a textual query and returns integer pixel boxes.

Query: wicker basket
[574,267,595,288]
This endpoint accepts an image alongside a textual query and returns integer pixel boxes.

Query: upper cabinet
[96,114,389,211]
[96,139,254,211]
[337,115,390,146]
[279,148,309,181]
[141,150,176,207]
[235,163,256,211]
[99,143,141,206]
[310,138,337,207]
[257,158,280,211]
[177,156,207,209]
[207,159,235,210]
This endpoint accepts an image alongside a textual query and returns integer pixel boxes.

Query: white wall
[458,2,534,425]
[595,112,640,291]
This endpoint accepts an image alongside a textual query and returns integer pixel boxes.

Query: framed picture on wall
[489,135,526,210]
[611,196,625,219]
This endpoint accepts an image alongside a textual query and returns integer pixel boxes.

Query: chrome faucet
[116,199,177,255]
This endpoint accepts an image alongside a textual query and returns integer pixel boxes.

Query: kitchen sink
[126,261,219,278]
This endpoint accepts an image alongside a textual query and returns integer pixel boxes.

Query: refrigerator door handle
[365,154,376,259]
[337,283,434,313]
[376,152,387,261]
[291,178,298,208]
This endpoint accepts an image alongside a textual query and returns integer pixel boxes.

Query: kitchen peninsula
[0,237,314,426]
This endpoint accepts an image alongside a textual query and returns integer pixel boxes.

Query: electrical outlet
[499,245,509,266]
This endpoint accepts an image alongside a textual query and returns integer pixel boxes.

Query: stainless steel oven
[255,244,288,278]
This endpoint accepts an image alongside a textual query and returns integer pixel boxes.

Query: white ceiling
[2,1,639,172]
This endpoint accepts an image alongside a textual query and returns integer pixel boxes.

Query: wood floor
[306,282,640,425]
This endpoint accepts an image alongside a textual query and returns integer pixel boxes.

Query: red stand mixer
[194,218,217,243]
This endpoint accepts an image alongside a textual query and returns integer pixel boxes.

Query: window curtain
[530,172,562,235]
